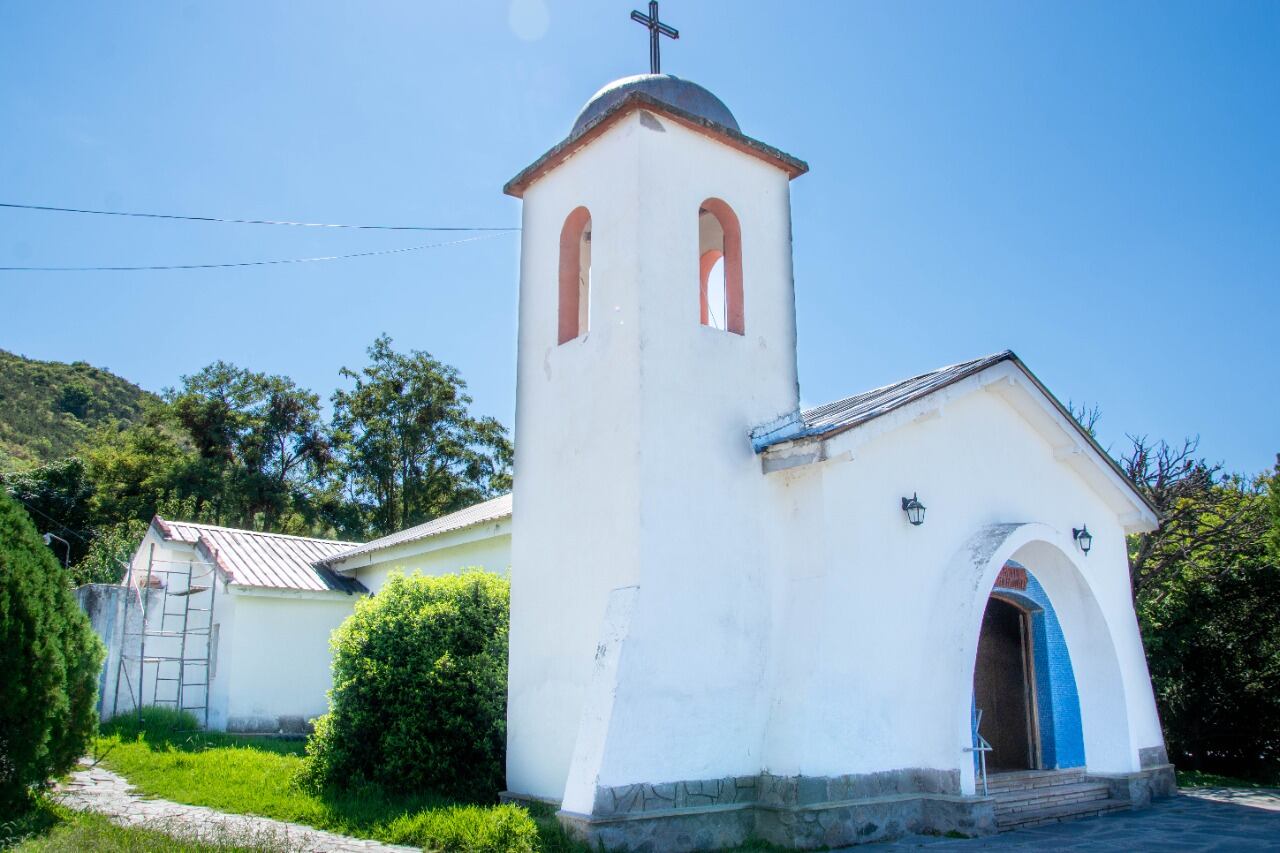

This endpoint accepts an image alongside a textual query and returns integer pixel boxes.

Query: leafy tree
[81,405,195,528]
[58,382,91,419]
[300,571,509,802]
[1067,408,1280,781]
[1136,476,1279,779]
[332,335,512,537]
[73,519,148,586]
[167,363,330,529]
[1,458,94,565]
[1121,436,1269,598]
[1266,455,1280,562]
[0,492,104,814]
[1095,425,1280,780]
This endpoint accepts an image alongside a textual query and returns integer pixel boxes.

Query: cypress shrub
[301,570,509,802]
[0,492,104,814]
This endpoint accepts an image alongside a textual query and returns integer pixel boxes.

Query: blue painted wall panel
[993,565,1086,769]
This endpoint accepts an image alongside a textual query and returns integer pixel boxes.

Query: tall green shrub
[0,492,104,813]
[302,571,509,802]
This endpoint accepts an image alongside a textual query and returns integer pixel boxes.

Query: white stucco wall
[549,373,1162,804]
[220,590,358,732]
[508,109,802,804]
[339,522,512,595]
[206,575,235,730]
[756,370,1163,794]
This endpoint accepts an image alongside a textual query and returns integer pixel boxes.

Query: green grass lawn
[1176,769,1280,789]
[91,710,582,853]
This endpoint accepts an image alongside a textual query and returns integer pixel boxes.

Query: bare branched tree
[1067,400,1102,440]
[1121,434,1269,598]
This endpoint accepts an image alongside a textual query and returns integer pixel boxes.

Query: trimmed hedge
[301,571,509,802]
[0,492,104,813]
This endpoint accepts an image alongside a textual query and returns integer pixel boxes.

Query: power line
[6,491,91,544]
[0,201,519,232]
[0,232,513,272]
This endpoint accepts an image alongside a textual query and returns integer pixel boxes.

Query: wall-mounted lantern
[901,493,927,526]
[1073,525,1093,555]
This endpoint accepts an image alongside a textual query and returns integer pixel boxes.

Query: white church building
[497,70,1175,848]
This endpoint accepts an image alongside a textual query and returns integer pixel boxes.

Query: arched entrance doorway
[949,524,1145,796]
[973,595,1039,771]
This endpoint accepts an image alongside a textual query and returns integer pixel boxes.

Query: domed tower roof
[571,74,739,136]
[504,73,806,198]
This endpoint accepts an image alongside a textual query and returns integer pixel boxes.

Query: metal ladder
[112,543,218,728]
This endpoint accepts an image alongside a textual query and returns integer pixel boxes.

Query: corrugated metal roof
[153,518,366,594]
[757,349,1160,520]
[782,351,1016,445]
[320,493,512,568]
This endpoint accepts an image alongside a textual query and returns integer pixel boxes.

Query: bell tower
[504,72,808,816]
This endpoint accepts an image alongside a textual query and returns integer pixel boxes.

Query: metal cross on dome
[631,1,679,75]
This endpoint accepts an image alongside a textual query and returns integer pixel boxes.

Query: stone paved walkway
[858,789,1280,852]
[55,764,420,853]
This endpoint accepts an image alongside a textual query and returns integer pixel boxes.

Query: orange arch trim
[699,198,744,335]
[558,206,591,345]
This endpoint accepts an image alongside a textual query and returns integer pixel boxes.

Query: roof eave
[226,582,368,599]
[504,91,808,199]
[1004,355,1161,528]
[321,513,513,572]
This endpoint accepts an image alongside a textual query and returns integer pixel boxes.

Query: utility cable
[0,201,518,232]
[0,231,513,272]
[7,492,92,543]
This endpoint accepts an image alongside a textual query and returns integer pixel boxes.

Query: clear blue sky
[2,1,1276,475]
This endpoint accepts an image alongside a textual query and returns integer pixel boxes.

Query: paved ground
[55,763,419,853]
[859,789,1280,852]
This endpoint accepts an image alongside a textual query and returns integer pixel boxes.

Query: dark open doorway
[973,596,1039,772]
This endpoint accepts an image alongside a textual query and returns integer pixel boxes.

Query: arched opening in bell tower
[698,198,743,335]
[558,206,592,344]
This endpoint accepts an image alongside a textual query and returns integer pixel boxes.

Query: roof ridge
[801,350,1013,418]
[319,493,512,568]
[155,516,359,547]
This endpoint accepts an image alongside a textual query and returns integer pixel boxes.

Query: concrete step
[996,797,1131,831]
[986,769,1085,794]
[994,781,1113,816]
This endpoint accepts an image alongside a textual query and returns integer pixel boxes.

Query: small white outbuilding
[79,499,514,734]
[83,518,365,733]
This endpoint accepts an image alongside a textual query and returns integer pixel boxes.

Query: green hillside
[0,349,155,471]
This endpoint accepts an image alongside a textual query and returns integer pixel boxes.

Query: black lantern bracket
[901,493,927,526]
[1072,525,1093,555]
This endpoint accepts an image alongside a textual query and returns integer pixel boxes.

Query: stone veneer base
[1088,763,1178,808]
[557,793,996,851]
[531,762,1178,851]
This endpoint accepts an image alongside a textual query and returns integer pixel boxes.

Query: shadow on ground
[859,790,1280,851]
